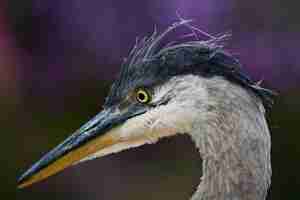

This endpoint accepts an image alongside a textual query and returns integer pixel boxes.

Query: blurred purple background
[4,0,299,200]
[9,0,300,94]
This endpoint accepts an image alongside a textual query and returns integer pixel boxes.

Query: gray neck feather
[186,77,271,200]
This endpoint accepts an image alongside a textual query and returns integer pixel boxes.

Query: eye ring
[135,88,151,104]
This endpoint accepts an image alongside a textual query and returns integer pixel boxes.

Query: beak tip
[17,169,32,189]
[17,175,26,189]
[17,177,33,189]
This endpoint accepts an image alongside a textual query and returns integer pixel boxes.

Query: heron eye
[135,88,151,104]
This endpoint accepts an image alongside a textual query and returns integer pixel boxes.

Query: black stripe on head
[104,20,275,109]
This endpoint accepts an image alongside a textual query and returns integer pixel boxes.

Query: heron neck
[189,90,271,200]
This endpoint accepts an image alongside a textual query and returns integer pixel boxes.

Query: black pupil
[138,92,146,101]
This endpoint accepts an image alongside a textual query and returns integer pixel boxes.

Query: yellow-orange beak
[17,106,147,189]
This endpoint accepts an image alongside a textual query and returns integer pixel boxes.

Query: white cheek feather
[78,75,207,164]
[119,102,198,141]
[76,103,197,164]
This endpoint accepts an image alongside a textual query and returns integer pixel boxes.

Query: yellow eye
[136,88,151,104]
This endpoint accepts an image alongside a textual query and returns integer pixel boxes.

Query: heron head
[18,21,274,189]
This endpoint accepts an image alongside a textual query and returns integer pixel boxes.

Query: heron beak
[17,105,147,189]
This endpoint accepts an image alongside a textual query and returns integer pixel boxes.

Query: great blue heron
[18,20,274,200]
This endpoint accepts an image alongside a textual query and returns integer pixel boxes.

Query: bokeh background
[5,0,299,199]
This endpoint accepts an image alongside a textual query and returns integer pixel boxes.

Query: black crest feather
[106,20,275,108]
